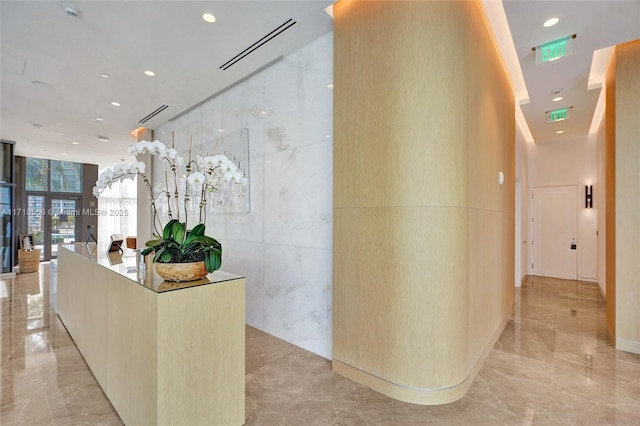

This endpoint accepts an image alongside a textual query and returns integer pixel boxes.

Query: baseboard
[332,303,514,405]
[616,338,640,355]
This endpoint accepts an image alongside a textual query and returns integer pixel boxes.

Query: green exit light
[547,108,570,122]
[536,35,573,64]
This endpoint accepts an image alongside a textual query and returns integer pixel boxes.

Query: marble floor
[2,266,640,425]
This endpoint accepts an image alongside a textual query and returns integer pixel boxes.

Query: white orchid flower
[99,168,114,181]
[203,156,216,169]
[224,171,243,183]
[152,140,166,153]
[92,186,100,197]
[96,177,107,189]
[165,148,178,159]
[221,160,238,174]
[187,172,206,187]
[211,155,224,166]
[136,140,151,154]
[129,161,146,174]
[113,162,128,174]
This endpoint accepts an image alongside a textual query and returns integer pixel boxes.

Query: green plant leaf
[145,238,163,248]
[152,247,166,263]
[204,247,222,272]
[204,251,211,272]
[190,223,205,237]
[160,251,173,262]
[172,221,186,245]
[187,235,215,246]
[163,220,179,239]
[141,247,154,256]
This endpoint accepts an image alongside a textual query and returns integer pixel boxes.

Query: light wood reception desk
[56,244,245,425]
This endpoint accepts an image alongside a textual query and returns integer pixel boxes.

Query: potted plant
[93,138,246,281]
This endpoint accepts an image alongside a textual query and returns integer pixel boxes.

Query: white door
[531,186,578,279]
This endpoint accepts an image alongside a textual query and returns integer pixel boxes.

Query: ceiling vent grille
[219,19,297,71]
[138,105,169,124]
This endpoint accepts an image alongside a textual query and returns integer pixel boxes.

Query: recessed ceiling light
[553,96,563,102]
[111,101,121,107]
[556,130,565,134]
[327,83,333,89]
[217,129,224,133]
[144,70,155,77]
[98,136,110,142]
[58,132,64,136]
[543,17,559,28]
[32,80,54,88]
[71,141,79,145]
[100,73,110,78]
[260,111,267,115]
[62,5,79,18]
[61,152,68,156]
[95,117,104,121]
[202,13,216,23]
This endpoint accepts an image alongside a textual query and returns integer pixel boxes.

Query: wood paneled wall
[333,0,515,404]
[605,49,617,338]
[613,40,640,354]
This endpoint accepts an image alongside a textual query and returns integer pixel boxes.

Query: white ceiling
[0,0,333,166]
[1,1,639,167]
[502,0,640,144]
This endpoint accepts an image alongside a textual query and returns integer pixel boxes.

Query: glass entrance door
[50,198,79,258]
[26,195,80,260]
[27,195,45,260]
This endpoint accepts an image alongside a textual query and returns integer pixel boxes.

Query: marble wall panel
[241,73,268,159]
[218,157,264,243]
[264,141,332,249]
[262,244,332,359]
[263,35,333,157]
[221,240,265,329]
[222,84,242,133]
[152,32,334,359]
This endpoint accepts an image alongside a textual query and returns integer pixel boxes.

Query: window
[97,176,137,246]
[25,158,82,193]
[26,158,47,191]
[51,160,82,192]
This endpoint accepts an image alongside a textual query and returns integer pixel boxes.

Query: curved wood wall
[333,0,515,404]
[613,40,640,354]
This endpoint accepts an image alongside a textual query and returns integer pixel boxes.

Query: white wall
[515,125,529,286]
[527,136,598,281]
[152,33,334,358]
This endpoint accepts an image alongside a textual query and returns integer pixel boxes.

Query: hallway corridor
[1,266,639,425]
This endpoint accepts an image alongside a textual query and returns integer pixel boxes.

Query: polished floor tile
[2,267,639,425]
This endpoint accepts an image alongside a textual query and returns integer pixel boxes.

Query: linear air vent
[219,19,297,71]
[138,104,169,124]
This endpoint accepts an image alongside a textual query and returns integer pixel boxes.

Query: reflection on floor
[2,266,639,425]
